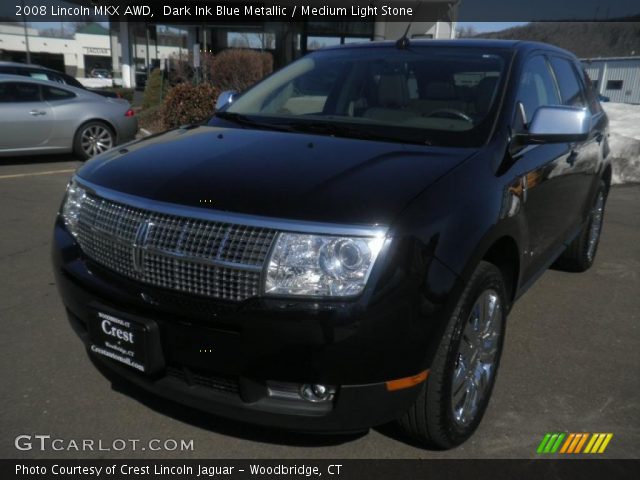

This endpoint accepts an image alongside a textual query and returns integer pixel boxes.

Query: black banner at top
[1,0,639,23]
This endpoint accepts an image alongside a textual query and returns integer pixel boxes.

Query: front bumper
[52,217,457,432]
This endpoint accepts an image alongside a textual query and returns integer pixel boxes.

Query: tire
[398,261,507,449]
[554,180,607,272]
[73,121,115,160]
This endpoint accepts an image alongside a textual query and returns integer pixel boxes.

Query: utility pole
[21,0,31,63]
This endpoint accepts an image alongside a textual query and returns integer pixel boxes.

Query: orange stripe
[560,433,576,453]
[567,434,582,453]
[574,433,589,453]
[386,370,429,391]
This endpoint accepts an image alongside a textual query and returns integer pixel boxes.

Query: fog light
[267,381,336,403]
[300,384,335,403]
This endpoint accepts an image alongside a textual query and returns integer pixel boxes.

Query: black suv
[52,40,610,448]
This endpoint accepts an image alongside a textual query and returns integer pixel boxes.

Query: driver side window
[516,56,561,126]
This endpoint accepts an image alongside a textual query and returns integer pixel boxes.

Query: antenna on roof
[396,22,412,49]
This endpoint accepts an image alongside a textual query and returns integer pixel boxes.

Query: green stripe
[550,433,566,453]
[537,433,552,454]
[544,434,559,453]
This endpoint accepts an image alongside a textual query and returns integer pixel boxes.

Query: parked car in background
[0,61,119,98]
[0,74,137,159]
[52,40,610,449]
[90,68,112,79]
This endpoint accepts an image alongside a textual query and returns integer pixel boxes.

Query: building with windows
[0,22,187,80]
[107,0,461,88]
[583,57,640,104]
[2,0,461,88]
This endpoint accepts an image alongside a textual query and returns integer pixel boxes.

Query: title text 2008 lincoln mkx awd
[53,40,610,448]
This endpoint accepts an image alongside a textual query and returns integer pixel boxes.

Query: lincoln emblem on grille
[132,219,152,274]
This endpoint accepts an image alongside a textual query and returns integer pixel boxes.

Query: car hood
[77,125,475,226]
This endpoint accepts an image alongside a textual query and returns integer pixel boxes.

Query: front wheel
[73,121,115,160]
[398,261,507,448]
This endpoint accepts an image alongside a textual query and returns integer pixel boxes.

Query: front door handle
[29,110,47,116]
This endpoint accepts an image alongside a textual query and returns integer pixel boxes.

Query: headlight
[61,179,86,237]
[265,233,385,297]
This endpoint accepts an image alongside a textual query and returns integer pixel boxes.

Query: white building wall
[583,58,640,104]
[1,25,187,85]
[0,30,109,77]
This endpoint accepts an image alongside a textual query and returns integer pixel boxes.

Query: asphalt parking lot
[0,156,638,459]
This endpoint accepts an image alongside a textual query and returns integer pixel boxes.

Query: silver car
[0,74,137,159]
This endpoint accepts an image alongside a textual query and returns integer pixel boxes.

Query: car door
[41,84,79,149]
[508,54,581,280]
[0,81,53,151]
[548,56,603,224]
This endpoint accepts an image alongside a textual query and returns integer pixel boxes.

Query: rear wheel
[554,180,607,272]
[73,121,114,160]
[398,261,507,448]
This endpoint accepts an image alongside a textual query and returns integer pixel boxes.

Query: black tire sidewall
[580,181,607,268]
[427,262,508,447]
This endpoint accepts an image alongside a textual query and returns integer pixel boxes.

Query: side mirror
[215,90,237,111]
[516,106,591,144]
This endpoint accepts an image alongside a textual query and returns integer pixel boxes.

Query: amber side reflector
[386,370,429,391]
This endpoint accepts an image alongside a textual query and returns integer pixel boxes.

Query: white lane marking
[0,168,75,180]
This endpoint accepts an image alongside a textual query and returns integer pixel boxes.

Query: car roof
[321,39,578,59]
[0,73,90,95]
[0,61,54,70]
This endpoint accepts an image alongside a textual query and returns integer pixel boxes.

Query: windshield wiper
[216,113,433,145]
[285,120,433,145]
[215,112,295,133]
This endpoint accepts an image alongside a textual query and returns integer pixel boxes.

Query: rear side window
[44,72,65,84]
[28,71,50,81]
[59,74,84,88]
[549,57,586,108]
[516,56,561,124]
[43,86,75,101]
[0,82,41,102]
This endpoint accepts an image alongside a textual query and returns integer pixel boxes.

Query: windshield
[220,45,512,147]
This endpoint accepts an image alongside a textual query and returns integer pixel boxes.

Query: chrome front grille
[74,192,277,301]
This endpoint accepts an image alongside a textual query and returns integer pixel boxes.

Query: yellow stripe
[560,433,575,454]
[583,434,598,453]
[598,434,613,453]
[574,434,588,453]
[0,168,75,180]
[567,434,581,453]
[590,434,606,454]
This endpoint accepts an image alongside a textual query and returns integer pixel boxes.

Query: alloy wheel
[451,289,502,427]
[80,125,113,157]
